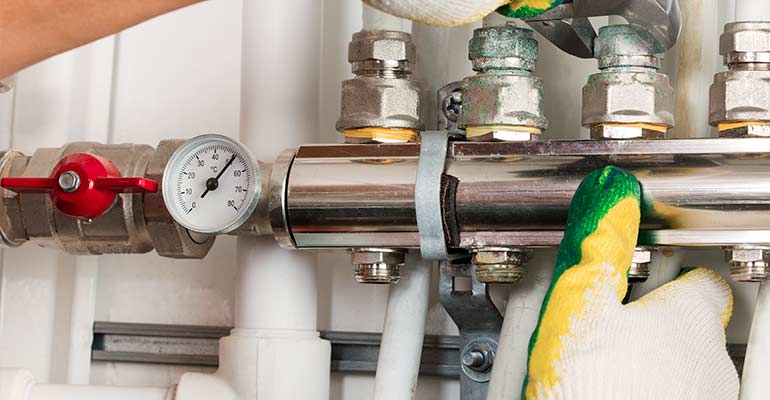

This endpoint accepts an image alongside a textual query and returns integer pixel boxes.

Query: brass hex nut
[144,139,215,259]
[582,71,674,128]
[348,30,415,64]
[709,70,770,125]
[461,73,547,130]
[336,76,422,131]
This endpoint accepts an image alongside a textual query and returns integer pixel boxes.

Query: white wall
[0,0,759,399]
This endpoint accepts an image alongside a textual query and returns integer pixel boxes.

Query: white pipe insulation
[363,3,411,32]
[373,253,432,400]
[486,255,553,400]
[735,0,770,21]
[740,282,770,400]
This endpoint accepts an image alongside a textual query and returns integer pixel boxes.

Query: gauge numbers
[162,134,259,234]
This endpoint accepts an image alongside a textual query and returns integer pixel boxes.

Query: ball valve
[0,152,158,219]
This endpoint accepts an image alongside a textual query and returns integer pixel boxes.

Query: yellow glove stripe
[526,196,640,396]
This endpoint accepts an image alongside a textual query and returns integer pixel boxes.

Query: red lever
[1,152,158,219]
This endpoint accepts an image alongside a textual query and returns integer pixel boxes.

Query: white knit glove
[362,0,562,27]
[523,166,739,399]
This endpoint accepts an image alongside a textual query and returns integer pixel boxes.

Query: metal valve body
[0,142,214,257]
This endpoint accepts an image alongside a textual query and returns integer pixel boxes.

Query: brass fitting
[0,141,215,258]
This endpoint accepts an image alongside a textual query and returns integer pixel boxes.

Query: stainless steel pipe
[284,138,770,249]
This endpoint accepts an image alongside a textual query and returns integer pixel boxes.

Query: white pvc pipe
[239,0,322,333]
[363,3,411,32]
[236,1,330,399]
[373,253,432,400]
[64,259,99,384]
[740,282,770,400]
[235,238,317,331]
[736,0,770,21]
[486,253,553,400]
[30,385,170,400]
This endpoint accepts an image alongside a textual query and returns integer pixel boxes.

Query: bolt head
[58,171,81,192]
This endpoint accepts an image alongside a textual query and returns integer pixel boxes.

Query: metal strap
[415,131,449,260]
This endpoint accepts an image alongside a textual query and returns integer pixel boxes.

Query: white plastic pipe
[736,0,770,21]
[0,369,170,400]
[486,253,553,400]
[740,282,770,400]
[373,253,432,400]
[234,0,331,399]
[363,3,411,32]
[30,385,170,400]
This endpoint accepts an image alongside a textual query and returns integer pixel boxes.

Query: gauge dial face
[162,134,259,234]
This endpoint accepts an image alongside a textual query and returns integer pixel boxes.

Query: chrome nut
[348,30,415,64]
[144,139,215,259]
[351,248,406,284]
[709,70,770,125]
[720,22,770,64]
[582,71,674,128]
[727,246,770,282]
[336,77,422,131]
[351,248,406,266]
[460,74,547,131]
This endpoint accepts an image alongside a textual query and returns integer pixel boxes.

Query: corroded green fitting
[468,25,539,73]
[461,24,547,139]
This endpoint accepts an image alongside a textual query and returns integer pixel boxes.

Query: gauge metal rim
[162,134,260,235]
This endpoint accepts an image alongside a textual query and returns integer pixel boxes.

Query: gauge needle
[201,154,237,198]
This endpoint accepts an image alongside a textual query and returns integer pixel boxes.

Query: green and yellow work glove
[523,167,739,399]
[362,0,563,27]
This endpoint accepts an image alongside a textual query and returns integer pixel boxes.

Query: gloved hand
[523,166,739,399]
[362,0,562,27]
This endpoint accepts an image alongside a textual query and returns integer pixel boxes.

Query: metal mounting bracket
[439,259,503,400]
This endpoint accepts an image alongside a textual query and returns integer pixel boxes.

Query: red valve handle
[0,152,158,219]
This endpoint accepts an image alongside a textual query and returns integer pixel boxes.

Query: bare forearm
[0,0,202,78]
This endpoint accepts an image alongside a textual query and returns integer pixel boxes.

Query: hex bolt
[462,350,485,369]
[727,246,770,282]
[471,247,530,284]
[58,171,81,193]
[350,248,407,284]
[628,247,653,283]
[460,338,497,382]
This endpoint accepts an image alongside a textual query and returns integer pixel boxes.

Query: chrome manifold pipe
[277,138,770,250]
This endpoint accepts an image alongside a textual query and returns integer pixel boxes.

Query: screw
[443,90,462,123]
[462,350,485,369]
[58,171,81,193]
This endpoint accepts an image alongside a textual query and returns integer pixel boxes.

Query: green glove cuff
[496,0,564,19]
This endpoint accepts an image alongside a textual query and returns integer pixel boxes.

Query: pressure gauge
[162,134,260,234]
